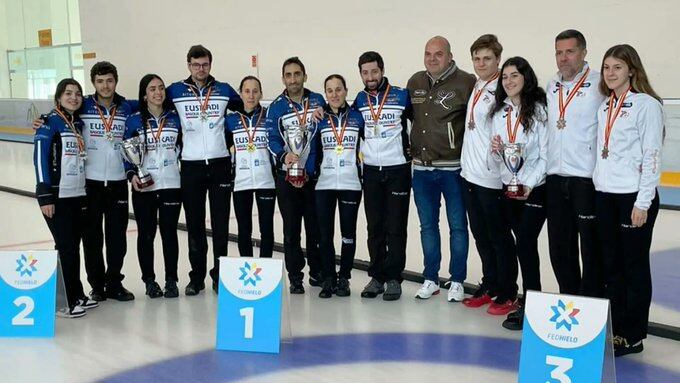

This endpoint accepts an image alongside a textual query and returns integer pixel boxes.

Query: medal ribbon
[149,116,166,142]
[94,102,118,135]
[505,106,522,144]
[328,112,349,149]
[239,110,264,145]
[286,97,309,129]
[603,86,631,151]
[469,72,499,124]
[188,85,213,115]
[55,108,85,152]
[367,84,391,124]
[558,67,590,120]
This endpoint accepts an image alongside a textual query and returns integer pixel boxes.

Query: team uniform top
[34,110,87,204]
[225,106,276,191]
[266,89,325,177]
[314,104,365,191]
[546,63,605,178]
[166,75,243,161]
[490,99,549,189]
[351,78,411,168]
[593,92,664,210]
[123,110,182,192]
[461,76,502,189]
[80,93,135,182]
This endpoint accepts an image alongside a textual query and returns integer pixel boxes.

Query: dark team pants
[44,196,87,308]
[315,189,362,280]
[181,158,232,284]
[233,188,276,258]
[502,184,547,301]
[546,175,603,297]
[83,179,129,292]
[131,188,182,283]
[275,172,321,283]
[596,191,659,343]
[462,180,516,298]
[363,164,411,283]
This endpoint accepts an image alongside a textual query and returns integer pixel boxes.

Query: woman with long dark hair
[594,45,664,357]
[225,76,276,259]
[489,57,548,329]
[34,78,99,318]
[314,74,365,298]
[123,74,182,298]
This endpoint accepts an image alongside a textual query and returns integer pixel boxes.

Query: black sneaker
[290,280,305,294]
[145,281,163,299]
[383,280,402,301]
[77,297,99,310]
[89,289,107,302]
[361,278,385,298]
[319,278,336,298]
[336,278,351,297]
[106,286,135,301]
[502,306,524,331]
[185,281,205,296]
[308,272,323,287]
[57,305,86,318]
[164,281,179,298]
[614,336,644,357]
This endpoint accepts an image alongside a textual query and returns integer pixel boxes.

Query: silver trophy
[285,125,311,183]
[121,136,154,188]
[502,143,525,198]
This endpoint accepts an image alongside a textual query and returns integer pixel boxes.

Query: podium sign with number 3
[216,257,284,354]
[0,251,58,338]
[518,291,616,383]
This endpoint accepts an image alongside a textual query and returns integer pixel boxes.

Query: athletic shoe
[462,286,494,308]
[360,278,385,298]
[185,281,205,296]
[89,289,107,302]
[318,278,336,298]
[614,336,644,357]
[502,305,524,331]
[336,278,351,297]
[415,280,440,299]
[106,286,135,301]
[145,281,163,299]
[446,281,464,302]
[57,305,86,318]
[308,272,323,287]
[164,281,179,298]
[487,298,517,315]
[289,280,305,294]
[382,280,402,301]
[77,297,99,310]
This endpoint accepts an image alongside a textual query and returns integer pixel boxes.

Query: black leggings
[233,189,276,258]
[502,184,547,301]
[131,188,182,283]
[44,196,87,307]
[315,189,362,280]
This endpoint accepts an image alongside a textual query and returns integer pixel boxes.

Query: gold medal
[247,143,256,152]
[335,145,344,155]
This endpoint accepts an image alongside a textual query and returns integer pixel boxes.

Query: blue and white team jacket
[225,105,276,191]
[79,93,136,182]
[123,110,182,192]
[34,110,87,205]
[167,75,243,162]
[266,89,325,176]
[351,78,412,168]
[314,104,365,191]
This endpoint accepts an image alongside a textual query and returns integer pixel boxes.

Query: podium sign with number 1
[0,251,58,338]
[216,257,284,354]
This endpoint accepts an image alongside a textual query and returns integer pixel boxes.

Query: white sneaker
[415,280,440,299]
[57,305,86,318]
[447,281,464,302]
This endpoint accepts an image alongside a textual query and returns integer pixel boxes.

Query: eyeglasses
[189,63,211,69]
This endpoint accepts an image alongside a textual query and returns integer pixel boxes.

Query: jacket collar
[239,104,263,118]
[323,102,349,117]
[427,61,457,84]
[92,93,126,109]
[283,88,311,103]
[183,75,215,90]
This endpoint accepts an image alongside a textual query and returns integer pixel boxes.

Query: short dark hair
[470,34,503,58]
[186,45,212,63]
[324,74,347,90]
[555,29,587,49]
[239,76,262,92]
[358,51,384,72]
[90,61,118,83]
[282,56,306,76]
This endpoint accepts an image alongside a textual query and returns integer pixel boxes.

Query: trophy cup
[502,143,524,198]
[121,136,154,188]
[284,124,311,183]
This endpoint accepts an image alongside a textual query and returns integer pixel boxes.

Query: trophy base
[285,169,306,184]
[505,184,525,198]
[139,175,155,189]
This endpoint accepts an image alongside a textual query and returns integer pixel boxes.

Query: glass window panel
[25,46,71,99]
[70,45,83,67]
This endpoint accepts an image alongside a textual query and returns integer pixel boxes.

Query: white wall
[79,0,680,100]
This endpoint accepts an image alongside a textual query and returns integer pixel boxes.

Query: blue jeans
[413,169,468,282]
